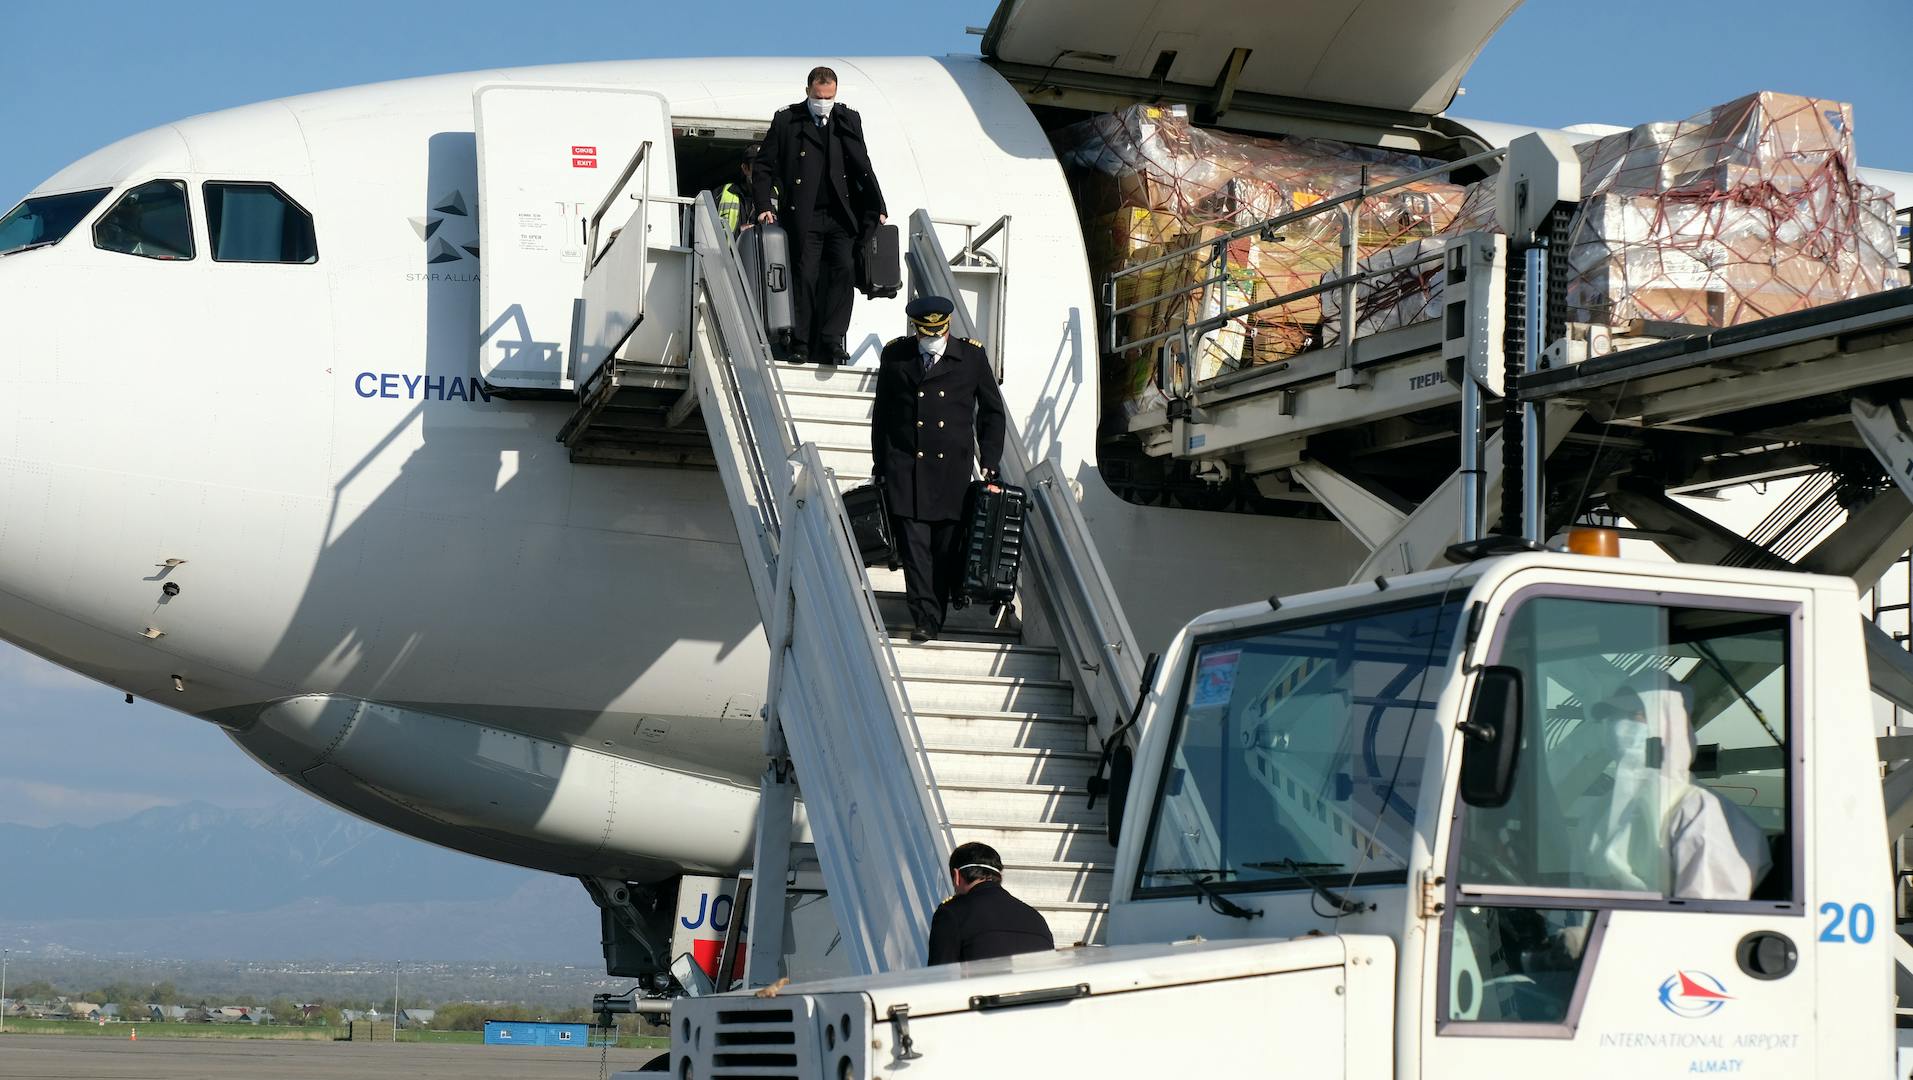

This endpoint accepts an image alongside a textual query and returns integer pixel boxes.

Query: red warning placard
[571,145,598,169]
[572,145,597,156]
[572,158,597,168]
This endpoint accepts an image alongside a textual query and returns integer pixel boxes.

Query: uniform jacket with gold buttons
[870,335,1007,521]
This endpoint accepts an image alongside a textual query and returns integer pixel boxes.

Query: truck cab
[672,551,1893,1078]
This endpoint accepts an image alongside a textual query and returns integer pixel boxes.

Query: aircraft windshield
[1137,596,1463,899]
[0,189,110,257]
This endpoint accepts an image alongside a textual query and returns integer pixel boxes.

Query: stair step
[780,388,876,422]
[875,594,1021,639]
[1029,904,1108,949]
[812,444,873,477]
[902,674,1080,716]
[925,746,1099,787]
[938,782,1107,826]
[945,821,1118,866]
[791,416,875,446]
[911,712,1093,753]
[773,362,879,393]
[893,642,1062,680]
[990,863,1112,906]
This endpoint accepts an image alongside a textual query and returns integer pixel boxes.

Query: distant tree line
[0,974,659,1034]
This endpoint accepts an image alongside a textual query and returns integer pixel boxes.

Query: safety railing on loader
[685,194,953,976]
[1104,147,1506,399]
[906,209,1146,748]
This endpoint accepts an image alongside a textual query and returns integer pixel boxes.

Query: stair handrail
[906,209,1147,746]
[688,195,799,596]
[773,442,956,972]
[689,194,953,972]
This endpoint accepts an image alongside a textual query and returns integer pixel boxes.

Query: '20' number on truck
[1818,901,1875,943]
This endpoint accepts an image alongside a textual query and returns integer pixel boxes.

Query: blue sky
[0,1,1908,830]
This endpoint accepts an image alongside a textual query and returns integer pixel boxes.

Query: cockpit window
[204,182,317,264]
[94,180,194,261]
[0,188,111,257]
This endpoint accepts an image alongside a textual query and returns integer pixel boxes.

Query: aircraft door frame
[473,83,677,391]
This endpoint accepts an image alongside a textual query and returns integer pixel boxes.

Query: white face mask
[1606,718,1649,762]
[807,96,834,119]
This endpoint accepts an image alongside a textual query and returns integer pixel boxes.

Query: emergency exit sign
[571,145,597,168]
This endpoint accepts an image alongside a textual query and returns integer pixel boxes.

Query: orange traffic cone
[129,1027,137,1041]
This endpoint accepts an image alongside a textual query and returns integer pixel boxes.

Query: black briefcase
[857,222,902,299]
[842,482,900,570]
[953,480,1025,613]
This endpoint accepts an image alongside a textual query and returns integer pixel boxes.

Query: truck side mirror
[1458,665,1523,808]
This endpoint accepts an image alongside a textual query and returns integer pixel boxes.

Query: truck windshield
[0,189,111,257]
[1137,596,1463,898]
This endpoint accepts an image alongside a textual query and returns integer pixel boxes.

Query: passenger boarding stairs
[639,193,1144,979]
[776,362,1115,950]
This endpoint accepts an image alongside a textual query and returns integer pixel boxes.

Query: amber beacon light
[1566,527,1621,558]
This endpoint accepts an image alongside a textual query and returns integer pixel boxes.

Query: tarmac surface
[0,1035,666,1078]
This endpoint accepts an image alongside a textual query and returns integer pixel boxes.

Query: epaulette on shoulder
[963,337,982,347]
[889,335,912,347]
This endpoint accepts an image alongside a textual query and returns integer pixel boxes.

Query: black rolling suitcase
[738,222,795,351]
[842,482,900,570]
[857,222,902,299]
[953,480,1025,614]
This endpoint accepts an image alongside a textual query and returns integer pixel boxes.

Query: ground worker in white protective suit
[1584,673,1773,899]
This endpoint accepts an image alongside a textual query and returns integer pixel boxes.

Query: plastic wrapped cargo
[1053,104,1474,414]
[1565,92,1901,327]
[1329,91,1901,342]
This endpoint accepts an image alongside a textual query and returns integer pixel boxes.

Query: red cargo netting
[1053,104,1480,416]
[1564,91,1901,328]
[1332,92,1902,347]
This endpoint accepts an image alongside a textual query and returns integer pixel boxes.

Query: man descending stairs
[777,359,1116,948]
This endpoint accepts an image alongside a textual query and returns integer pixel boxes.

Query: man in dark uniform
[752,65,887,363]
[870,296,1007,643]
[927,842,1054,966]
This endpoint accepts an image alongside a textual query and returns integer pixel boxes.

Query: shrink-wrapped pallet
[1054,104,1473,414]
[1334,91,1901,341]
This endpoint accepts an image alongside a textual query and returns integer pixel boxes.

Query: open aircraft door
[981,0,1520,116]
[474,84,678,391]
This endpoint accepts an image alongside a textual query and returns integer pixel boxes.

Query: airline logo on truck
[1658,971,1733,1018]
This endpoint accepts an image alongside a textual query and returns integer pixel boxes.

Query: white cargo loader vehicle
[672,545,1893,1078]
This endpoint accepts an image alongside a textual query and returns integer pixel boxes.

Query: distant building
[63,1002,101,1021]
[399,1008,435,1029]
[483,1020,591,1048]
[100,1004,122,1020]
[144,1005,189,1022]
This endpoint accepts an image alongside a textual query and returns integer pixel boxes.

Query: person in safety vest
[715,144,759,236]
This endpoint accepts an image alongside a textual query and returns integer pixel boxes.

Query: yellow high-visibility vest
[718,183,747,233]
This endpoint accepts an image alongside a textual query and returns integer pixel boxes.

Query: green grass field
[0,1018,667,1049]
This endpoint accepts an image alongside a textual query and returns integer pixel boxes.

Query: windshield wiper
[1244,859,1369,916]
[1149,868,1262,921]
[0,240,57,258]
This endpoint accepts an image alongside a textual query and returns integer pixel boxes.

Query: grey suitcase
[737,222,794,350]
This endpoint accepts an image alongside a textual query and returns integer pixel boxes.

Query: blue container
[482,1020,592,1047]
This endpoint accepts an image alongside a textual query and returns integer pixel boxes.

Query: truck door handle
[1735,931,1797,980]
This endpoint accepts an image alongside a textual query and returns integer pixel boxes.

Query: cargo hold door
[981,0,1521,117]
[474,84,677,391]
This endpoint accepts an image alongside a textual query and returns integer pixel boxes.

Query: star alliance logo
[409,189,480,265]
